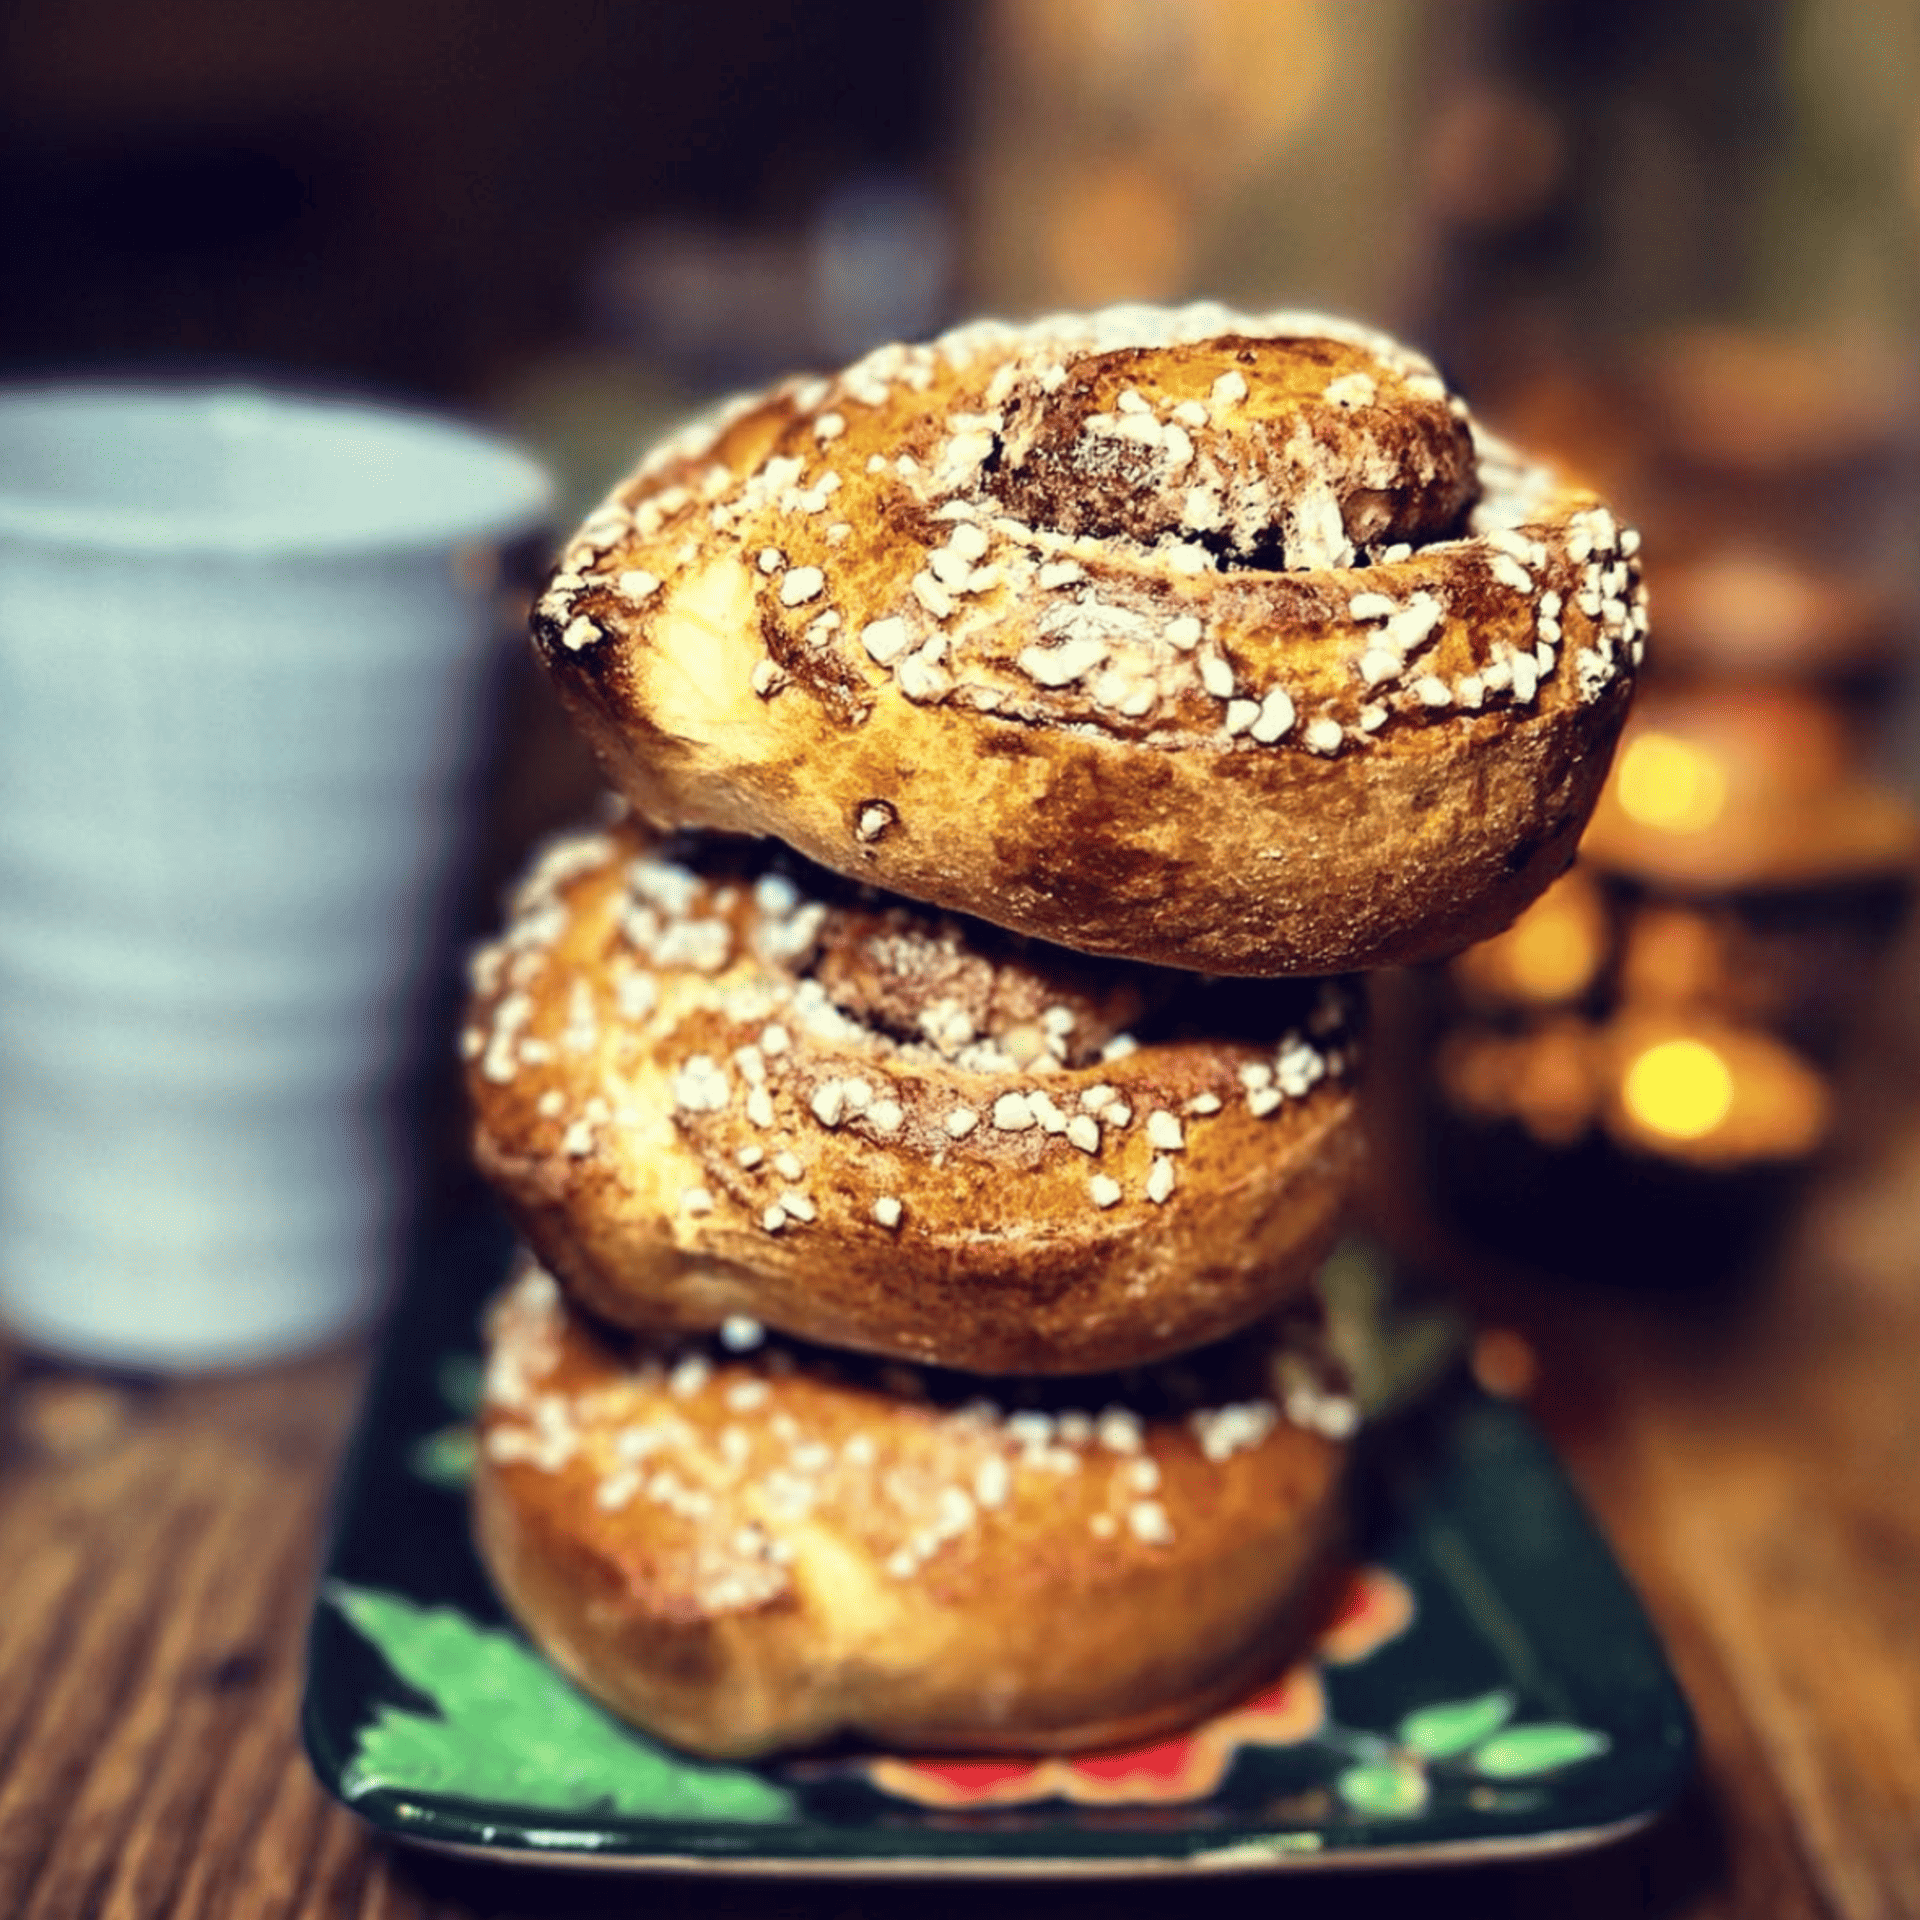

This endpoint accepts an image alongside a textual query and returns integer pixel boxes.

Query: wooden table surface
[3,983,1916,1920]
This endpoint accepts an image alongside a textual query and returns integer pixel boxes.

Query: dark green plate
[301,1206,1693,1876]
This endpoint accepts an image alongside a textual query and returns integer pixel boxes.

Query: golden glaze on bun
[531,304,1644,977]
[472,1259,1353,1759]
[465,817,1363,1375]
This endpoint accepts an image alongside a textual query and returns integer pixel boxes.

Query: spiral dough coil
[533,304,1646,977]
[464,817,1364,1376]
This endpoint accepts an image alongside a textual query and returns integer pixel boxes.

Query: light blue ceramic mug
[0,384,551,1367]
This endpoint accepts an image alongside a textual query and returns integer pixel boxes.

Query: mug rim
[0,379,553,558]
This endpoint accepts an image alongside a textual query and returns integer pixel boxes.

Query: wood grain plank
[0,1455,202,1914]
[142,1359,371,1920]
[21,1481,259,1920]
[162,1651,344,1920]
[0,1345,366,1920]
[285,1795,381,1920]
[1626,1369,1920,1920]
[0,1531,92,1782]
[236,1744,348,1920]
[1550,1365,1839,1920]
[166,1661,329,1920]
[94,1467,327,1920]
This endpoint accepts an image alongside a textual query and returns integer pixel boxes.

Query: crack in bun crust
[464,818,1365,1376]
[531,304,1645,976]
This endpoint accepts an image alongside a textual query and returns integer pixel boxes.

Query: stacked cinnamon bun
[461,305,1642,1758]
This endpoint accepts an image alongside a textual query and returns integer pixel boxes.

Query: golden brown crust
[472,1261,1352,1759]
[464,817,1364,1374]
[530,305,1644,976]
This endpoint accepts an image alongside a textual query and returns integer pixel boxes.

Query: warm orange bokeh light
[1614,733,1729,835]
[1437,1018,1598,1147]
[1004,0,1333,165]
[1498,892,1603,1002]
[1451,867,1607,1009]
[1046,162,1191,304]
[1583,688,1920,890]
[1622,1037,1735,1141]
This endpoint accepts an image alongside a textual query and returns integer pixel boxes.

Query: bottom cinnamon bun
[472,1257,1355,1760]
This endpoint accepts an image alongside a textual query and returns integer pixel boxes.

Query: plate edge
[338,1803,1670,1879]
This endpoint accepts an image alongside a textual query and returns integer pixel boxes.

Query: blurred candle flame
[1498,890,1603,1002]
[1615,732,1729,834]
[1622,1037,1735,1141]
[1452,866,1606,1008]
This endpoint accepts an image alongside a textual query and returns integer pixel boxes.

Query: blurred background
[4,0,1918,1299]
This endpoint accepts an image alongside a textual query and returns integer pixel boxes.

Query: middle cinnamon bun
[465,816,1363,1375]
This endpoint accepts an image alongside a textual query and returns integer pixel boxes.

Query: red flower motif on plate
[863,1563,1414,1809]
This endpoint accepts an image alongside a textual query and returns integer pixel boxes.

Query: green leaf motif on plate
[329,1584,795,1822]
[1472,1724,1611,1779]
[1333,1761,1429,1818]
[1397,1688,1515,1759]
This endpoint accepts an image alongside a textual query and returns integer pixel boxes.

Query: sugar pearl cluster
[482,1262,1357,1597]
[532,303,1642,794]
[464,822,1359,1243]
